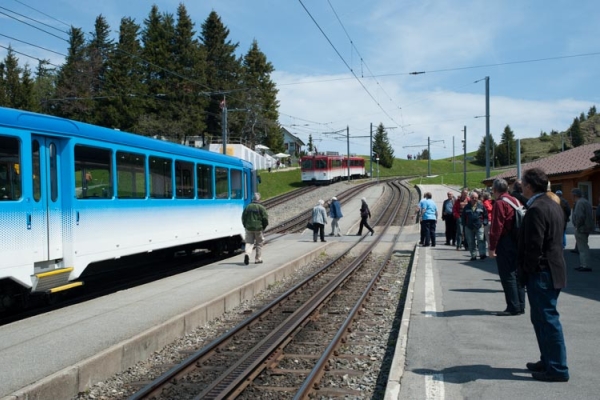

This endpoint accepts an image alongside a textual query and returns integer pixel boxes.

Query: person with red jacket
[482,191,493,254]
[452,189,469,250]
[489,178,525,316]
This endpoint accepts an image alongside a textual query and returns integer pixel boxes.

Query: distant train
[0,106,257,311]
[300,153,366,185]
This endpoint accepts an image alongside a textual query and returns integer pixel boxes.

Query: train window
[301,159,313,169]
[196,163,213,199]
[149,156,173,199]
[32,140,41,201]
[332,159,342,168]
[116,151,146,199]
[316,160,327,169]
[75,145,113,199]
[0,136,22,201]
[175,160,194,199]
[215,167,229,199]
[230,169,242,199]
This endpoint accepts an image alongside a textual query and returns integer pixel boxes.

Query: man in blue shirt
[420,192,438,247]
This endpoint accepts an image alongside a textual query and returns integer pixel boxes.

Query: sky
[1,0,600,160]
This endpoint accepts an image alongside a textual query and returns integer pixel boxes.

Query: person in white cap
[311,199,328,242]
[329,196,343,237]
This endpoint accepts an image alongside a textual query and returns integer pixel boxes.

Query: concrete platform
[386,184,600,400]
[0,184,386,400]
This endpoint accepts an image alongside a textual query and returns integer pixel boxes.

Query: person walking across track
[571,188,594,272]
[329,196,343,237]
[241,192,269,265]
[312,199,328,242]
[489,178,526,316]
[357,197,375,236]
[517,167,569,382]
[442,191,456,246]
[420,192,438,247]
[461,191,488,260]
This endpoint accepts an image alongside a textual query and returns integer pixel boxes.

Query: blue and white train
[0,107,256,310]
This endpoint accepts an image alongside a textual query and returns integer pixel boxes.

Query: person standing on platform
[571,188,594,272]
[489,178,526,316]
[241,192,269,265]
[442,191,456,246]
[420,192,438,247]
[517,167,569,382]
[418,196,428,245]
[461,191,488,260]
[312,199,328,242]
[555,190,571,249]
[511,179,529,209]
[329,196,343,237]
[357,197,375,236]
[453,189,470,250]
[481,191,493,253]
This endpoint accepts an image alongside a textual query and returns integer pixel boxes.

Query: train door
[30,135,65,263]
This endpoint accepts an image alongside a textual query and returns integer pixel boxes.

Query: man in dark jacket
[442,191,456,246]
[241,192,269,265]
[517,168,569,382]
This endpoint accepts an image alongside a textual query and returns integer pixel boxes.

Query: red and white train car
[300,153,366,185]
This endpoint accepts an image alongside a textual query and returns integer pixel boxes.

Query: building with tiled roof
[482,142,600,207]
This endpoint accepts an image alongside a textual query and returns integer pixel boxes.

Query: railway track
[128,180,414,399]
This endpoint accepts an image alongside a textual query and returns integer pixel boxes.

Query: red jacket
[488,193,520,252]
[453,195,469,220]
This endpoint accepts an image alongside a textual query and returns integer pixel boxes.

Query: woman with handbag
[311,199,328,242]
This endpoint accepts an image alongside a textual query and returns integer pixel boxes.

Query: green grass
[256,157,504,200]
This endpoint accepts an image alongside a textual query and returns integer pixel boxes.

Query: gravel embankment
[73,182,368,400]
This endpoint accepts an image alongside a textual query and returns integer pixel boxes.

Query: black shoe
[575,266,592,272]
[531,371,569,382]
[444,242,451,246]
[470,256,477,261]
[570,249,579,254]
[244,254,249,265]
[370,231,374,236]
[526,361,545,372]
[480,255,487,260]
[422,244,430,247]
[494,311,520,316]
[321,240,327,242]
[431,244,436,247]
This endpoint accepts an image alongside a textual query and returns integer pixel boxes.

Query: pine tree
[18,64,37,111]
[579,112,586,122]
[240,40,280,150]
[2,46,22,109]
[87,15,115,125]
[475,134,497,166]
[373,123,395,168]
[0,62,6,106]
[54,27,93,120]
[588,105,597,118]
[570,117,584,147]
[496,125,516,166]
[105,17,146,132]
[33,60,56,114]
[200,11,241,139]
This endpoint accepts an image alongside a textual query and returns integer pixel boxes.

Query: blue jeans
[464,225,485,258]
[526,269,569,378]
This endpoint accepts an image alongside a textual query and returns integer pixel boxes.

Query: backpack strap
[500,197,520,210]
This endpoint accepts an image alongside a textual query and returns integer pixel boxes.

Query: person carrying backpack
[488,178,526,316]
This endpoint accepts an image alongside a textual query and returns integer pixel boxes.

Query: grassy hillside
[257,114,600,198]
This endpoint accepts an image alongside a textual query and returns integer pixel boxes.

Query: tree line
[0,5,284,152]
[474,105,598,167]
